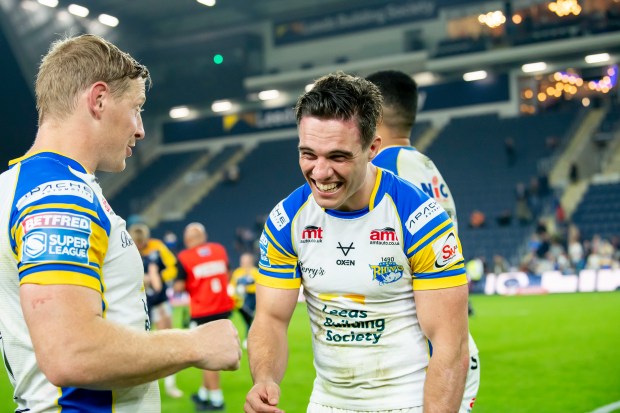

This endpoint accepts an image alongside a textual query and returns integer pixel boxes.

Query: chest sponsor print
[300,225,323,243]
[369,227,399,245]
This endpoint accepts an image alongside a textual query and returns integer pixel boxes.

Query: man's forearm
[41,318,200,389]
[423,343,469,413]
[248,317,289,385]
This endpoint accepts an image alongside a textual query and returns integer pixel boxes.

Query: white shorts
[150,301,172,324]
[460,353,481,413]
[307,403,422,413]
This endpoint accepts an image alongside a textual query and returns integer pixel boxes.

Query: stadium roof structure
[1,0,619,119]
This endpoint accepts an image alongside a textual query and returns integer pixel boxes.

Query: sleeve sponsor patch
[16,180,94,210]
[269,200,290,231]
[431,231,462,269]
[259,233,271,267]
[405,198,443,235]
[20,212,92,265]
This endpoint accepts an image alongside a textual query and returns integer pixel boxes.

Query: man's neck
[29,118,96,173]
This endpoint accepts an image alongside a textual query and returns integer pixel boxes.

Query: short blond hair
[35,34,150,123]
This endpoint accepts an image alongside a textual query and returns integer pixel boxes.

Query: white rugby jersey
[373,146,478,357]
[258,168,467,410]
[0,152,160,413]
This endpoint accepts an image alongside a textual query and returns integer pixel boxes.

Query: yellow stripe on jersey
[16,203,99,223]
[412,274,468,290]
[318,293,366,304]
[9,150,91,173]
[290,195,313,256]
[20,270,102,293]
[407,219,452,256]
[368,168,382,210]
[87,221,109,270]
[255,272,301,289]
[265,227,296,259]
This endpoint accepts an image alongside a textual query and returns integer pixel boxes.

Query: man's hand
[245,381,284,413]
[191,319,242,371]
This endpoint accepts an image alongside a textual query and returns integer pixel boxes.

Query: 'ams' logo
[420,176,450,200]
[301,225,323,243]
[432,232,461,268]
[369,228,399,245]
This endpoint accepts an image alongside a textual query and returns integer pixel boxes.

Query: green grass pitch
[1,292,619,412]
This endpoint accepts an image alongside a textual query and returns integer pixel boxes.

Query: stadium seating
[424,109,578,264]
[570,182,620,241]
[160,138,303,260]
[109,151,206,219]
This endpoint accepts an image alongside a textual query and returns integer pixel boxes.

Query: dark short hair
[366,70,418,133]
[295,72,383,149]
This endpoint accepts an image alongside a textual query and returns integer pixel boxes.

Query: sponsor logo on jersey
[336,242,355,256]
[420,176,450,200]
[300,225,323,243]
[298,261,324,278]
[16,180,94,209]
[432,231,462,268]
[259,234,271,267]
[269,201,290,231]
[369,227,399,245]
[369,257,404,285]
[120,230,134,248]
[22,229,90,265]
[21,212,91,234]
[20,212,93,265]
[101,197,114,214]
[406,199,443,235]
[23,232,47,259]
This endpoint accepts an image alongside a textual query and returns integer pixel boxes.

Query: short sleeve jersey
[177,242,234,318]
[257,168,467,411]
[0,152,159,413]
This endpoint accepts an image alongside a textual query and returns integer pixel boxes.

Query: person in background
[367,69,480,412]
[229,252,259,348]
[176,222,235,411]
[128,223,183,399]
[0,34,240,413]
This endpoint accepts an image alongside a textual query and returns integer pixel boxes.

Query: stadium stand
[570,182,620,241]
[423,109,580,264]
[109,151,207,219]
[158,138,302,261]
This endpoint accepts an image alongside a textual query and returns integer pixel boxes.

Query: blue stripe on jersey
[373,147,402,175]
[415,267,466,278]
[263,227,293,259]
[19,263,101,280]
[259,268,297,278]
[325,206,369,219]
[11,153,111,234]
[58,387,113,412]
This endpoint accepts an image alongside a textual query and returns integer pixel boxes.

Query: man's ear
[87,82,110,119]
[368,134,382,160]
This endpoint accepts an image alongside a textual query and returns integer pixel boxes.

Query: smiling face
[298,116,381,212]
[97,77,146,172]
